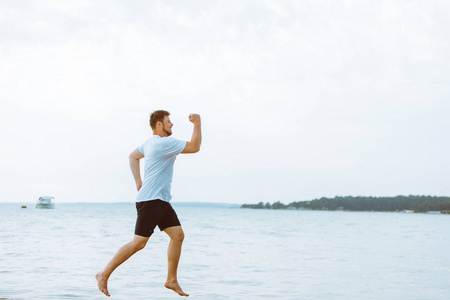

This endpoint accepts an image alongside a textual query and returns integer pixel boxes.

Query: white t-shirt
[136,135,186,202]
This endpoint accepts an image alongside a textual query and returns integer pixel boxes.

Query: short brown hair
[149,110,170,129]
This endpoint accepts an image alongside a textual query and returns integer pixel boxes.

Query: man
[96,110,202,297]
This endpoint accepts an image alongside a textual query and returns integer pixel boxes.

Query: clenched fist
[188,113,201,125]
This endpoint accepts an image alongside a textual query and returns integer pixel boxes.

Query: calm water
[0,203,449,300]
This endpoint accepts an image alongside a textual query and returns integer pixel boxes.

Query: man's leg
[163,226,189,297]
[96,234,149,297]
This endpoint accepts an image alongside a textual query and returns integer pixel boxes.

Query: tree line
[241,195,450,213]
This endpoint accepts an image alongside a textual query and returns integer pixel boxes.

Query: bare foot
[95,272,111,297]
[165,280,189,297]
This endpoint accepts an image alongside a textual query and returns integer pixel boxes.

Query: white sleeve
[138,142,145,155]
[162,137,187,158]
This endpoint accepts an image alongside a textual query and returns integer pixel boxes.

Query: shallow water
[1,203,449,299]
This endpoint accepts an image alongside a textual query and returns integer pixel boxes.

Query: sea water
[0,203,449,300]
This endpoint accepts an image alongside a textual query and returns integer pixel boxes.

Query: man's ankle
[97,271,110,279]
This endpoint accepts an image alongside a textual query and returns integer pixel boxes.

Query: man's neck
[153,131,167,138]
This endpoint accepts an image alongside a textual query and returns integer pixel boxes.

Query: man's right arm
[129,148,144,191]
[182,114,202,154]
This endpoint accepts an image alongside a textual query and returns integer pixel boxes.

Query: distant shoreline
[241,195,450,214]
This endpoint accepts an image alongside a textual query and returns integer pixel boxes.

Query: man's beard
[162,125,172,136]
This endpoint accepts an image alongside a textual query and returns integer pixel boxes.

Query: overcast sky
[1,0,449,204]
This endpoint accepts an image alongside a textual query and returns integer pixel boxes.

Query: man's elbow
[188,146,200,153]
[183,144,200,153]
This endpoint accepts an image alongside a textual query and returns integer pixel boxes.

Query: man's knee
[170,229,185,243]
[132,235,149,251]
[135,240,147,251]
[174,231,184,243]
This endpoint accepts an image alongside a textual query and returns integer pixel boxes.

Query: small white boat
[36,196,55,209]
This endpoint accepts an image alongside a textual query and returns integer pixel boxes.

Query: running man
[96,110,202,297]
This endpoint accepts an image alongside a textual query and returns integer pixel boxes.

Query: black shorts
[135,199,181,237]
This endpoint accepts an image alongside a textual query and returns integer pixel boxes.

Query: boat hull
[36,203,55,209]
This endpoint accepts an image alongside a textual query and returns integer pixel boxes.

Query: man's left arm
[129,148,144,191]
